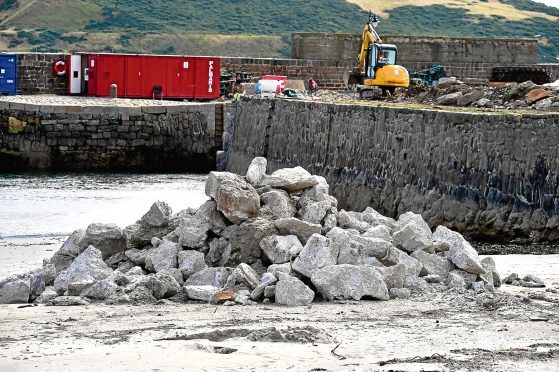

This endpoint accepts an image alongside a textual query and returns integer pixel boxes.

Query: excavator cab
[367,44,398,78]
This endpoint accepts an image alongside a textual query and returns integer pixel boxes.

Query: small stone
[246,157,267,186]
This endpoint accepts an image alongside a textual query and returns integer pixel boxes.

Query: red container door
[87,55,97,96]
[125,56,142,97]
[166,57,195,98]
[95,54,125,97]
[141,55,166,98]
[194,57,220,99]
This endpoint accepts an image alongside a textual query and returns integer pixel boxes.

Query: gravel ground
[0,95,202,107]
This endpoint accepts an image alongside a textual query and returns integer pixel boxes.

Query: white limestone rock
[274,276,315,306]
[292,234,339,279]
[432,226,485,275]
[259,235,303,264]
[311,264,389,301]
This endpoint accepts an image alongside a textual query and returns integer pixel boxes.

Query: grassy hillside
[0,0,557,62]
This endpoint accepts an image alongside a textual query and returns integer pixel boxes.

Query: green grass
[0,0,557,61]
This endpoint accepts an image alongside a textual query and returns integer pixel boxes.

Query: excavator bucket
[344,70,363,87]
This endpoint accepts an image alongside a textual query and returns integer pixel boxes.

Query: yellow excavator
[347,12,409,99]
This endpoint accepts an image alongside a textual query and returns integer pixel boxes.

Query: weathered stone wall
[221,57,351,90]
[0,101,217,172]
[292,33,538,64]
[291,33,558,81]
[226,98,559,244]
[16,53,70,95]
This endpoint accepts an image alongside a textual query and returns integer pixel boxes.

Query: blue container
[0,54,17,96]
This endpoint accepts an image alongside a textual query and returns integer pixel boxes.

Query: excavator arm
[357,22,382,71]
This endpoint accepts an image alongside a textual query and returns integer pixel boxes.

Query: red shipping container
[194,57,220,99]
[77,53,220,100]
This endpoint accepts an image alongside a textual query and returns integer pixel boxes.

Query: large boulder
[184,267,230,288]
[205,171,260,224]
[54,246,112,295]
[259,189,297,220]
[178,250,207,279]
[0,275,31,304]
[124,201,176,249]
[144,240,179,273]
[382,246,423,277]
[250,273,278,301]
[126,272,180,300]
[375,264,407,289]
[432,226,485,275]
[225,263,260,290]
[362,207,397,232]
[327,227,387,266]
[178,214,209,248]
[81,279,118,300]
[221,218,278,266]
[141,201,173,228]
[260,166,318,192]
[274,276,315,306]
[298,176,337,209]
[178,201,228,249]
[246,157,267,186]
[297,200,332,224]
[311,264,389,301]
[393,212,432,253]
[292,234,338,278]
[184,285,220,302]
[125,247,156,266]
[274,217,321,244]
[259,235,303,264]
[337,210,370,232]
[83,223,127,260]
[481,257,501,287]
[49,229,87,273]
[411,250,453,278]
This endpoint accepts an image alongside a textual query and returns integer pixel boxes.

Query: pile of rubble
[392,78,559,111]
[0,158,501,306]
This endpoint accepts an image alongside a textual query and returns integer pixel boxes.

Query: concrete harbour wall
[226,98,559,244]
[0,99,219,171]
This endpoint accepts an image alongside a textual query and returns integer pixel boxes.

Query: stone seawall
[0,98,218,172]
[226,98,559,244]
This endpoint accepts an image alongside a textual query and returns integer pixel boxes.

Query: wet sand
[1,245,558,371]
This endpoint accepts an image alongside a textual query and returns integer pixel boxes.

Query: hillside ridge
[0,0,557,62]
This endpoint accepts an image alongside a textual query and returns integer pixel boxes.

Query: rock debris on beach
[1,157,504,306]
